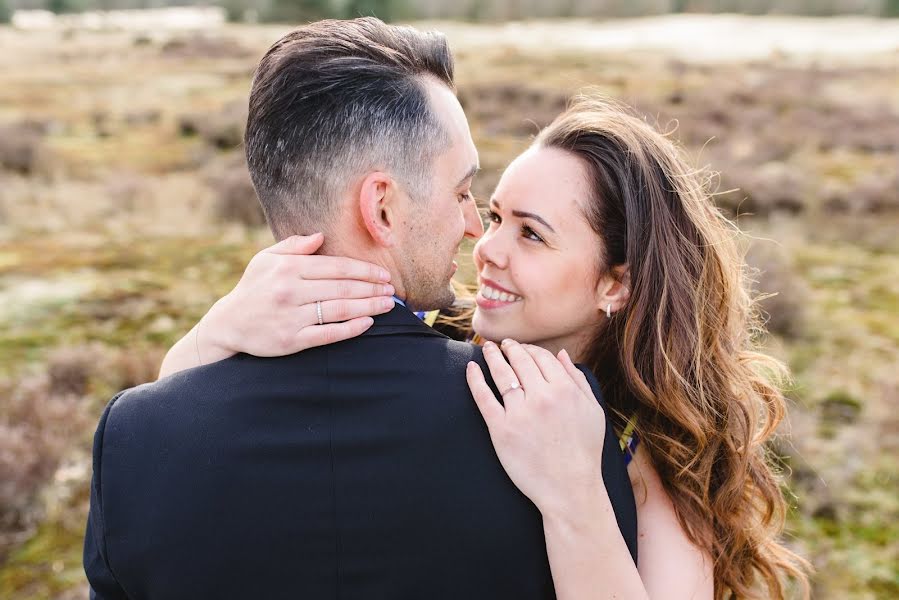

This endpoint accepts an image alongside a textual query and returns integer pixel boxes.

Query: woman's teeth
[480,285,522,303]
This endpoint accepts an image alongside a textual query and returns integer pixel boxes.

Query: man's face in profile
[396,78,483,312]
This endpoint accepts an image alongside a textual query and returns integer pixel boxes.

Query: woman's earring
[606,303,612,318]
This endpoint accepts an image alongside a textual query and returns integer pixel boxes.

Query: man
[84,18,636,599]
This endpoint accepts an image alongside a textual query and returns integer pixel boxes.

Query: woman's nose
[474,229,507,270]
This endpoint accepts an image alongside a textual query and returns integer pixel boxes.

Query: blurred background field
[1,2,898,599]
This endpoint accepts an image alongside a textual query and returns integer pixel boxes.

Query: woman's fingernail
[484,341,495,349]
[381,297,395,309]
[383,284,395,295]
[379,269,391,282]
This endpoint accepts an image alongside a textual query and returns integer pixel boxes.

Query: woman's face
[472,145,606,359]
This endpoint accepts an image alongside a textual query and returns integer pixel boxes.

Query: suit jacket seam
[94,389,130,596]
[325,348,341,598]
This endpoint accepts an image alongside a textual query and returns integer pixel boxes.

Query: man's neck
[321,235,407,302]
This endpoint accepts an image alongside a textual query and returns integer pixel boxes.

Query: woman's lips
[476,278,522,309]
[476,292,519,309]
[479,277,517,295]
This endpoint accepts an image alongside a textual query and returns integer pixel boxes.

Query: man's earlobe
[358,172,396,247]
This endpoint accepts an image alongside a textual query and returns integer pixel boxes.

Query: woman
[159,95,810,599]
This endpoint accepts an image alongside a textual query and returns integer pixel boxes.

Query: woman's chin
[472,310,515,344]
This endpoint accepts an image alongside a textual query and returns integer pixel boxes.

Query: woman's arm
[466,339,713,600]
[627,448,714,599]
[540,447,713,600]
[158,233,396,379]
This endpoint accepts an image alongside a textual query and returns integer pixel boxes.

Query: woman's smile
[476,277,523,308]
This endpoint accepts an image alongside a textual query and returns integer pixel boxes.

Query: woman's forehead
[494,148,592,217]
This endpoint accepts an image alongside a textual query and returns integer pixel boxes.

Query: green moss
[821,389,862,410]
[0,521,86,600]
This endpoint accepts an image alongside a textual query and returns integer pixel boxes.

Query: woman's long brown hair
[446,94,811,598]
[537,95,810,598]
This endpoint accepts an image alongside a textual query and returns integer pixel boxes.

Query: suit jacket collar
[361,304,449,339]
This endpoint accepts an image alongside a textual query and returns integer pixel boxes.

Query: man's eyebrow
[456,164,479,188]
[490,198,556,234]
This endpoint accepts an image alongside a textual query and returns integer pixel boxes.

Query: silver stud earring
[606,303,612,318]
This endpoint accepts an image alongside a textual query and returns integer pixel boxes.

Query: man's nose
[462,199,484,240]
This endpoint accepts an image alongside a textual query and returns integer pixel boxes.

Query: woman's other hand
[466,339,607,517]
[200,232,396,360]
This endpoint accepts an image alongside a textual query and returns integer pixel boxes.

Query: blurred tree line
[1,0,897,23]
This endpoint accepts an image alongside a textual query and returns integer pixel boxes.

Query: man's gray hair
[245,18,455,239]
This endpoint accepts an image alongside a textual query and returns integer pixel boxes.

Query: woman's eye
[486,210,501,224]
[522,225,544,243]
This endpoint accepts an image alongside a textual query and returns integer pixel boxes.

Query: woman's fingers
[521,344,568,382]
[499,339,545,387]
[466,361,505,428]
[483,341,527,408]
[297,255,391,283]
[264,233,324,256]
[308,297,395,324]
[293,316,375,351]
[300,279,395,304]
[558,348,595,399]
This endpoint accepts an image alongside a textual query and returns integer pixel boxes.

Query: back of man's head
[246,18,455,240]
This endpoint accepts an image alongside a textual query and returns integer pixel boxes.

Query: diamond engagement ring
[316,301,324,326]
[500,381,523,397]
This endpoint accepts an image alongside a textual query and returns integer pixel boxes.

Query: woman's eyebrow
[489,198,556,233]
[512,210,555,233]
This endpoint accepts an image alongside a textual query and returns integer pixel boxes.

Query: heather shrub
[47,347,96,396]
[107,346,166,390]
[104,171,152,213]
[0,121,52,175]
[160,34,253,60]
[123,109,162,126]
[458,84,567,136]
[746,241,808,339]
[178,100,247,151]
[0,343,166,559]
[715,161,807,217]
[851,172,899,214]
[204,152,265,227]
[0,375,91,559]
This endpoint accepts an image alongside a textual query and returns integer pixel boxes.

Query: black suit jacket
[84,305,637,599]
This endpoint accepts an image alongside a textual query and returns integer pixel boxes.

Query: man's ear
[596,264,631,315]
[358,171,400,247]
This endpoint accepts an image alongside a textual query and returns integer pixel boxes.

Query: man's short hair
[245,17,455,239]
